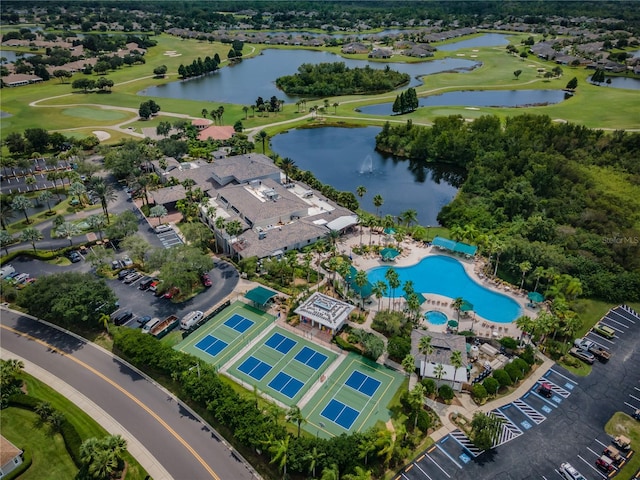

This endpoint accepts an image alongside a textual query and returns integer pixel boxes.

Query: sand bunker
[92,130,111,141]
[163,50,182,57]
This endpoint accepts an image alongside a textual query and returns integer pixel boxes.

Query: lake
[0,50,35,62]
[140,49,479,105]
[589,76,640,90]
[270,126,460,226]
[436,33,511,51]
[358,89,571,115]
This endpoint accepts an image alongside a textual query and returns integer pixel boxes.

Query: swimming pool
[367,255,522,323]
[425,310,447,325]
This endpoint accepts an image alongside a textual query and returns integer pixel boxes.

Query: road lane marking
[1,324,221,480]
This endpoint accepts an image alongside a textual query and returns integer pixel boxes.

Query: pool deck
[337,231,533,341]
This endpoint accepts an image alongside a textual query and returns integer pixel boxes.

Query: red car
[201,273,212,287]
[163,287,179,299]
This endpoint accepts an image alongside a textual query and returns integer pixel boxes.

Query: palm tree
[433,363,445,386]
[373,194,383,218]
[37,190,54,215]
[267,435,290,479]
[358,434,377,466]
[11,195,33,224]
[354,269,369,308]
[401,354,415,376]
[91,179,117,223]
[449,350,463,386]
[0,204,15,229]
[242,106,249,119]
[399,209,418,227]
[0,230,14,255]
[149,205,168,226]
[419,335,433,367]
[375,429,395,467]
[518,261,532,290]
[69,181,87,206]
[287,405,305,438]
[372,280,387,310]
[257,130,268,153]
[304,446,326,478]
[320,464,340,480]
[333,102,339,113]
[515,315,535,341]
[356,185,367,202]
[409,383,426,428]
[280,157,296,183]
[452,297,464,326]
[532,266,545,292]
[20,227,43,252]
[343,467,372,480]
[86,214,107,241]
[384,268,400,310]
[47,171,63,194]
[56,222,81,246]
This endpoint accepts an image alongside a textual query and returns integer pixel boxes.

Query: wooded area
[375,115,640,302]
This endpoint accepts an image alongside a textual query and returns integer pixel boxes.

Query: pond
[436,33,511,51]
[357,89,571,115]
[0,50,35,63]
[589,76,640,90]
[270,126,461,226]
[140,49,479,105]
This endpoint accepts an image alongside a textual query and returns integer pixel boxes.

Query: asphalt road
[1,309,258,480]
[399,305,640,480]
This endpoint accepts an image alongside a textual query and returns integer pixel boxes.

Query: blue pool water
[425,310,447,325]
[367,255,522,323]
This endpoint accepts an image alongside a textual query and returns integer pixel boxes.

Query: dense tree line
[177,55,220,79]
[276,62,410,96]
[375,115,640,302]
[392,87,419,115]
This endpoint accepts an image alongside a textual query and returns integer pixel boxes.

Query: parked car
[1,265,16,279]
[137,315,152,326]
[123,272,142,284]
[117,268,135,280]
[111,260,122,270]
[112,311,133,326]
[603,445,623,464]
[163,286,179,299]
[154,224,173,234]
[201,273,212,287]
[593,323,616,339]
[138,277,154,290]
[595,455,615,473]
[122,256,133,267]
[559,462,587,480]
[633,409,640,421]
[569,347,595,365]
[538,382,553,398]
[148,280,161,293]
[66,251,82,263]
[613,435,631,450]
[12,273,30,285]
[16,277,36,289]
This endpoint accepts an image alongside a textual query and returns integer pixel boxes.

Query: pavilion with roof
[294,292,355,334]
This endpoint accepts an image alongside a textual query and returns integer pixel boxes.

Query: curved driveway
[0,309,258,480]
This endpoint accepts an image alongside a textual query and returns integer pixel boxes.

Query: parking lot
[398,305,640,480]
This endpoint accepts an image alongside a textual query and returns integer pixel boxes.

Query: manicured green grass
[1,407,78,480]
[61,106,129,121]
[21,374,148,480]
[557,357,592,377]
[604,412,640,480]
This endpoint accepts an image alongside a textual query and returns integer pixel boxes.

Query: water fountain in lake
[359,155,374,174]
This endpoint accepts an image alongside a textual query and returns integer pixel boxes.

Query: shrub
[504,362,523,383]
[8,393,40,409]
[520,344,536,365]
[483,377,500,396]
[492,369,513,387]
[4,446,32,480]
[472,384,488,402]
[421,378,436,396]
[499,337,518,349]
[60,419,82,467]
[512,357,530,373]
[416,409,432,432]
[438,384,454,402]
[387,335,411,361]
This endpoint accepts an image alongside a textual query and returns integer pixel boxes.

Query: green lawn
[1,407,78,480]
[604,412,640,480]
[13,374,148,480]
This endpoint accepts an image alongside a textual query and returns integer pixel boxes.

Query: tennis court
[175,301,274,368]
[229,327,337,404]
[304,353,405,438]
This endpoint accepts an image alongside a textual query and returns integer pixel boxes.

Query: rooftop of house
[411,329,468,367]
[210,153,281,185]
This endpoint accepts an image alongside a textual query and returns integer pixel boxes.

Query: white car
[122,256,133,267]
[560,462,586,480]
[154,224,173,234]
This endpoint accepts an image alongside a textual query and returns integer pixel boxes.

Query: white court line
[549,368,578,384]
[577,454,607,478]
[425,451,451,478]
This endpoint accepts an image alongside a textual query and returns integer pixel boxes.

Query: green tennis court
[303,353,405,438]
[228,326,337,405]
[174,301,274,368]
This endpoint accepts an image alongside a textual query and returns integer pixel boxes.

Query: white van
[142,317,161,334]
[180,310,204,330]
[0,265,16,279]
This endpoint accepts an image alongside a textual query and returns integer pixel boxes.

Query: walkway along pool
[367,255,522,324]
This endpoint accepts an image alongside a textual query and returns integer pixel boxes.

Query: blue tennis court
[264,332,297,354]
[294,346,329,370]
[195,335,229,357]
[345,371,381,397]
[268,372,305,399]
[321,399,360,430]
[224,314,254,333]
[238,356,272,381]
